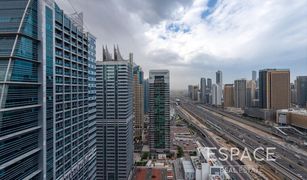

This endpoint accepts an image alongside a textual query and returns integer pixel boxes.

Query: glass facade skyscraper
[143,79,149,113]
[296,76,307,108]
[200,77,206,104]
[0,0,41,179]
[0,0,96,179]
[86,32,97,179]
[148,70,170,154]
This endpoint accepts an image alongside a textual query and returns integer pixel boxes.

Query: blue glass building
[0,0,96,179]
[143,79,149,113]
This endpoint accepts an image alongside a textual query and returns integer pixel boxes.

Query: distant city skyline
[55,0,307,89]
[1,1,307,180]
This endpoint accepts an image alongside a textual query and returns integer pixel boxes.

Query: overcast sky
[56,0,307,90]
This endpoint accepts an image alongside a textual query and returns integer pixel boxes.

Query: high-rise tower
[296,76,307,107]
[148,70,170,154]
[0,1,96,179]
[133,65,144,141]
[234,79,247,109]
[259,69,290,110]
[216,70,223,105]
[216,70,223,85]
[144,79,149,113]
[224,84,234,107]
[246,80,256,107]
[252,70,257,81]
[200,78,207,104]
[96,46,134,180]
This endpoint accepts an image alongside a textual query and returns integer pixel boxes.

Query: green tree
[141,152,150,160]
[177,146,184,158]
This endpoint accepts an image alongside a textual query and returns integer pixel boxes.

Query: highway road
[176,107,251,180]
[177,99,307,180]
[201,104,307,146]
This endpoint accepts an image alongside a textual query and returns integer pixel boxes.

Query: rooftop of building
[100,45,132,62]
[181,158,195,173]
[190,156,205,170]
[260,68,290,71]
[135,167,173,180]
[171,126,198,151]
[224,84,234,86]
[149,69,170,73]
[198,147,223,167]
[277,108,307,115]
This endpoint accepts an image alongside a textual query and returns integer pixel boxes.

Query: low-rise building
[176,147,230,180]
[181,159,195,180]
[135,167,174,180]
[276,109,307,130]
[190,156,210,180]
[171,127,198,153]
[244,108,275,121]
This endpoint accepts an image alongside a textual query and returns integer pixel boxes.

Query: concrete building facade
[276,109,307,130]
[207,78,212,92]
[188,85,193,99]
[246,80,256,107]
[96,47,134,180]
[234,79,247,109]
[192,85,199,101]
[133,65,144,140]
[259,69,290,110]
[200,78,207,104]
[224,84,234,107]
[216,71,223,105]
[181,159,195,180]
[212,84,222,106]
[206,78,212,104]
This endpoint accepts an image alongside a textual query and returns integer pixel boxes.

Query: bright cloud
[56,0,307,89]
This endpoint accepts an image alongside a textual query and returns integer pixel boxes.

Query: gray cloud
[120,0,194,24]
[55,0,307,90]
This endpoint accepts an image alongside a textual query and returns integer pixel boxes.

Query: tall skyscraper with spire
[96,46,134,180]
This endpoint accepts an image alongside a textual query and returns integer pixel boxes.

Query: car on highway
[297,160,304,166]
[296,174,303,179]
[294,154,301,159]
